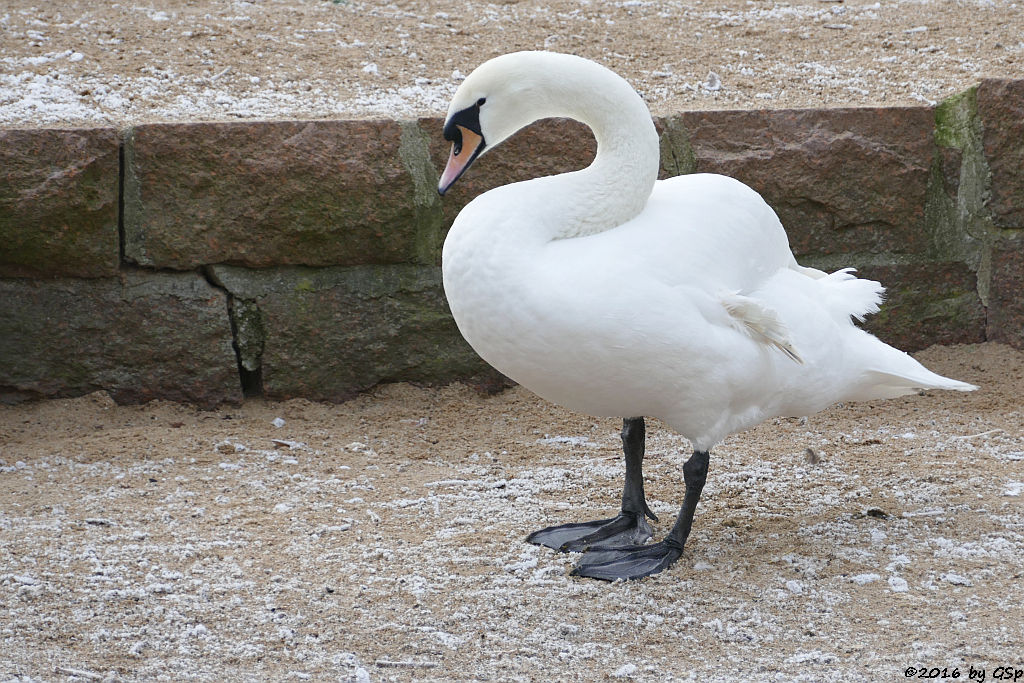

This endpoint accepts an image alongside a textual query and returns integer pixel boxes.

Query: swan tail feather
[721,293,804,364]
[846,336,978,401]
[807,267,885,322]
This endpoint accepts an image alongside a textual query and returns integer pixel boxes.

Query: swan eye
[476,97,486,107]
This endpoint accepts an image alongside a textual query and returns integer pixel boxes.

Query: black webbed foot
[571,539,684,581]
[570,449,709,581]
[526,511,654,553]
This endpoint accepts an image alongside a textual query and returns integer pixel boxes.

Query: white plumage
[437,51,975,580]
[440,51,973,453]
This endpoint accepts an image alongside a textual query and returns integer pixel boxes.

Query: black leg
[572,449,710,581]
[527,417,658,552]
[620,417,658,522]
[666,448,709,548]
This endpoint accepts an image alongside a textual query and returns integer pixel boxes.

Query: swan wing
[541,173,797,296]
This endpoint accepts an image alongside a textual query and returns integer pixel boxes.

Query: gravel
[2,0,1023,127]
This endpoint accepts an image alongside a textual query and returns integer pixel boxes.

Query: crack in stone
[202,265,264,397]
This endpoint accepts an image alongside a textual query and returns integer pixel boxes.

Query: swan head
[437,51,634,195]
[437,92,489,196]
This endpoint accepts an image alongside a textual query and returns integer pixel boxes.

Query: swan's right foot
[526,511,654,553]
[570,449,711,582]
[572,538,683,581]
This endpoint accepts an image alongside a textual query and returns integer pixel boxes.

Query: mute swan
[437,51,976,581]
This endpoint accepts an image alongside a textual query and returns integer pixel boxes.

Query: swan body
[437,51,976,580]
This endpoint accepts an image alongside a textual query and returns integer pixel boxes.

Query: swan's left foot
[571,539,683,581]
[528,417,656,552]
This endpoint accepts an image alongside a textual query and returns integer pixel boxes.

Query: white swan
[437,51,976,580]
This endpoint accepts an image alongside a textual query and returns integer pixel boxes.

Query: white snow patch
[613,663,638,678]
[941,572,973,586]
[1003,481,1024,496]
[888,576,909,592]
[850,573,881,585]
[537,435,595,447]
[786,650,837,664]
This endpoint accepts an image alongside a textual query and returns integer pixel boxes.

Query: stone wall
[2,79,1021,407]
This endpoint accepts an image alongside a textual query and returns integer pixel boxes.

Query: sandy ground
[1,0,1023,127]
[2,342,1023,681]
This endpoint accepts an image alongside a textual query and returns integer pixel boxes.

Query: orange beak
[438,126,485,195]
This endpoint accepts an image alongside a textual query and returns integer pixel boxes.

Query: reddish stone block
[0,127,120,278]
[0,272,239,407]
[123,119,443,269]
[977,79,1024,229]
[207,264,496,401]
[987,236,1024,348]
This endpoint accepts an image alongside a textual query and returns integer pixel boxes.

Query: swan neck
[543,63,660,238]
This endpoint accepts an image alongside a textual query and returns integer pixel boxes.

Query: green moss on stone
[934,87,979,150]
[120,127,148,265]
[926,86,999,305]
[399,120,445,265]
[657,115,697,178]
